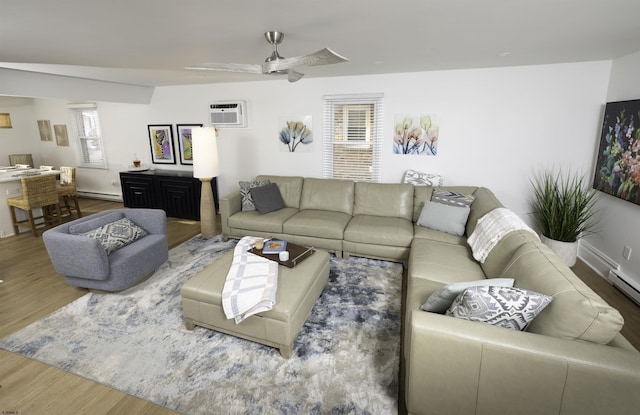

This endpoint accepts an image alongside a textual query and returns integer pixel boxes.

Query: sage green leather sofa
[220,175,640,414]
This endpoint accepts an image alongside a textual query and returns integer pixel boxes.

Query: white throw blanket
[222,236,278,324]
[467,208,539,263]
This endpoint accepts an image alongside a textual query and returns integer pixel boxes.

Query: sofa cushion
[413,224,467,244]
[344,215,414,247]
[421,278,515,314]
[299,178,355,215]
[256,175,304,208]
[413,186,478,223]
[81,218,148,255]
[239,179,270,211]
[446,285,552,331]
[68,211,124,235]
[283,210,352,239]
[228,207,299,234]
[417,201,471,236]
[250,183,286,214]
[409,238,486,286]
[501,241,624,344]
[353,182,414,220]
[432,188,476,207]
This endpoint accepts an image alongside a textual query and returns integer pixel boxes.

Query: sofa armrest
[42,230,110,279]
[220,190,242,236]
[406,310,640,415]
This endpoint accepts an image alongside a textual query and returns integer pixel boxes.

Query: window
[322,93,384,182]
[68,103,107,169]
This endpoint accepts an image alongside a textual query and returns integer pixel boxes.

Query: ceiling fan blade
[287,69,304,83]
[185,62,263,74]
[263,48,348,72]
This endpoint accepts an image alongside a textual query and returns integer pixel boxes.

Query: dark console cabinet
[120,170,218,221]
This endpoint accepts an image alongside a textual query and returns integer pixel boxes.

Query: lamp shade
[192,127,220,178]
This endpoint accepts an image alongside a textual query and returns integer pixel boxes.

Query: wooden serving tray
[249,241,315,268]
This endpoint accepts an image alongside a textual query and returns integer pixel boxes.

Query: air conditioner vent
[209,100,247,128]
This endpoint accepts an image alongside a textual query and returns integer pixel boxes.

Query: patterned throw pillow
[421,278,515,314]
[446,286,552,331]
[82,218,148,254]
[431,188,476,207]
[239,180,271,211]
[403,169,443,186]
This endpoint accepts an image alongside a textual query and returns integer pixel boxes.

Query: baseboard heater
[609,269,640,306]
[77,191,123,202]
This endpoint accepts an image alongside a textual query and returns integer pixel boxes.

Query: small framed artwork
[38,120,53,141]
[54,124,69,146]
[176,124,202,165]
[148,124,176,164]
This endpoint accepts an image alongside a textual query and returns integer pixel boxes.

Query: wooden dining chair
[7,174,62,236]
[8,154,34,167]
[57,166,82,218]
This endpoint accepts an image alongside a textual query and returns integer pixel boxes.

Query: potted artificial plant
[530,169,599,267]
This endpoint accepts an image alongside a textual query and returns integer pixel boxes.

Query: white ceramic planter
[540,235,578,267]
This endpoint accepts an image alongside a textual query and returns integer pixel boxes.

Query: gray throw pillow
[81,218,148,254]
[250,183,286,214]
[421,278,515,313]
[239,179,270,211]
[431,188,476,207]
[446,286,553,331]
[417,200,470,236]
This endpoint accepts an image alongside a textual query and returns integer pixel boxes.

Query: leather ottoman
[180,248,330,358]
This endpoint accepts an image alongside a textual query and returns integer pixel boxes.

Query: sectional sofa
[220,175,640,415]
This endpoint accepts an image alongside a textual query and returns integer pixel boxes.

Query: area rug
[0,235,402,414]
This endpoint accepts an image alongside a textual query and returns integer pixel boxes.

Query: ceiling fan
[186,31,348,82]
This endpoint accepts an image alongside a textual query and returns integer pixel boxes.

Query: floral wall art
[594,99,640,206]
[393,114,439,155]
[278,115,313,152]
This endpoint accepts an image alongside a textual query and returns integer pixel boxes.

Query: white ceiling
[2,0,640,87]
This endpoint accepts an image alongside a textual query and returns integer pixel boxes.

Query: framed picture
[278,115,313,152]
[37,120,53,141]
[393,114,439,155]
[176,124,202,165]
[54,124,69,146]
[593,99,640,206]
[148,124,176,164]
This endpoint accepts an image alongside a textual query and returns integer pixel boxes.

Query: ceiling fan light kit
[186,31,348,83]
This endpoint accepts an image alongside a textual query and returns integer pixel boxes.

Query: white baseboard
[578,240,620,281]
[77,191,123,202]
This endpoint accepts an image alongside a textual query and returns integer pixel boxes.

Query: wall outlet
[623,245,632,261]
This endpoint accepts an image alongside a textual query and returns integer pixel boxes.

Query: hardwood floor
[0,198,638,414]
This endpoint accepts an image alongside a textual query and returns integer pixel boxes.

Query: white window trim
[67,103,108,169]
[322,93,384,182]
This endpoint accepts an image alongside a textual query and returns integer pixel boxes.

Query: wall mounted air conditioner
[209,100,247,128]
[609,269,640,305]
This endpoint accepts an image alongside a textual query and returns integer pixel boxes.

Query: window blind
[67,103,107,169]
[322,93,384,182]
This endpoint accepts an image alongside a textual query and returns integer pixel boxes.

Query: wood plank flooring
[0,198,638,414]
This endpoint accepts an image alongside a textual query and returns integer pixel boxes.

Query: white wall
[583,50,640,286]
[1,60,612,229]
[0,97,42,166]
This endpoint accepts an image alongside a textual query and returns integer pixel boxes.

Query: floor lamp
[192,127,220,239]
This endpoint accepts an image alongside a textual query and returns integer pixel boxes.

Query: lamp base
[199,178,217,239]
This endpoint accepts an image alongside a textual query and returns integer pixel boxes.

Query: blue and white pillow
[82,218,147,254]
[446,286,552,331]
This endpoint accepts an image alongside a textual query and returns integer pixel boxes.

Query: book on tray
[262,240,287,254]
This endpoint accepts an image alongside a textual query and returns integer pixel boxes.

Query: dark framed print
[148,124,176,164]
[176,124,202,165]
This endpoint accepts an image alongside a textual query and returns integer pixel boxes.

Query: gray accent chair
[43,208,169,292]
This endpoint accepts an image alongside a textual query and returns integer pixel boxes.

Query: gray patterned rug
[0,235,402,414]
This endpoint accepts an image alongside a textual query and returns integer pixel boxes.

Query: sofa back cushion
[412,186,478,224]
[69,211,124,235]
[256,175,303,209]
[466,187,504,236]
[300,178,355,215]
[500,241,624,344]
[353,182,414,220]
[482,229,540,277]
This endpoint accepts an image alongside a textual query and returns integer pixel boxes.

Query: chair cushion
[81,218,147,254]
[69,211,124,235]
